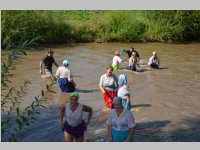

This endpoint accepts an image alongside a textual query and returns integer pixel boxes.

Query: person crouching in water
[112,50,123,71]
[107,97,136,142]
[118,74,132,110]
[127,52,138,71]
[55,60,76,108]
[99,65,118,109]
[148,51,160,69]
[60,92,93,142]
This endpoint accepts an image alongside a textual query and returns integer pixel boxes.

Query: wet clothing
[99,74,118,108]
[65,103,83,127]
[56,66,75,93]
[111,129,135,142]
[42,56,55,73]
[63,120,86,138]
[112,56,122,71]
[107,109,136,141]
[128,56,137,71]
[63,103,86,137]
[103,89,117,109]
[107,109,136,131]
[127,66,136,71]
[56,66,71,80]
[150,64,159,69]
[58,78,75,93]
[99,74,118,88]
[126,50,140,58]
[148,56,160,68]
[118,85,131,110]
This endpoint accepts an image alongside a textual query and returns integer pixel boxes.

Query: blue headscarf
[113,96,122,104]
[118,74,127,86]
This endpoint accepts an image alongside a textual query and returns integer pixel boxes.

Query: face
[106,68,112,76]
[113,102,122,111]
[48,52,54,56]
[70,96,78,106]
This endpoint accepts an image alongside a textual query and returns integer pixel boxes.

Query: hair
[48,49,54,54]
[106,64,113,71]
[115,50,120,56]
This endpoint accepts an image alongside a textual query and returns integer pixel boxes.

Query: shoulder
[101,74,106,78]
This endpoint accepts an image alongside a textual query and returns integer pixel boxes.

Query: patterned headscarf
[118,74,127,86]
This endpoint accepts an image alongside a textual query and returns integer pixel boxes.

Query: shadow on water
[131,104,152,109]
[76,88,99,93]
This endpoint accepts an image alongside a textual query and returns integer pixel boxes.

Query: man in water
[40,49,59,77]
[125,47,141,66]
[148,51,160,69]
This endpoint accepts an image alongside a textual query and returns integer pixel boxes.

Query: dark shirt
[42,56,55,71]
[126,50,140,58]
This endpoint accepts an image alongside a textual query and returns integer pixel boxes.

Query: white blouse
[65,103,83,127]
[112,56,122,65]
[55,66,71,80]
[99,74,118,88]
[107,109,136,131]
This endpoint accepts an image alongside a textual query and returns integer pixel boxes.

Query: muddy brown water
[2,42,200,141]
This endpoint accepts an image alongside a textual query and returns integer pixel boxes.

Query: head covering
[70,92,79,100]
[118,74,127,86]
[120,48,125,51]
[153,51,157,55]
[113,96,122,104]
[63,59,70,66]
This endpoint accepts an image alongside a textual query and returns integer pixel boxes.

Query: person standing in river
[60,92,93,142]
[112,50,123,71]
[55,59,76,108]
[117,74,132,110]
[125,47,141,66]
[40,49,59,77]
[99,65,118,109]
[107,96,136,142]
[148,51,160,69]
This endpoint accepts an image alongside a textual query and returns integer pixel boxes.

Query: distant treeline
[2,10,200,49]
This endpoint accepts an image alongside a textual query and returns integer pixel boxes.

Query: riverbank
[2,10,200,49]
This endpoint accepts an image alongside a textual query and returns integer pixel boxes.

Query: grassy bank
[2,10,200,49]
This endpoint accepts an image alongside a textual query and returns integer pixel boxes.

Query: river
[2,42,200,141]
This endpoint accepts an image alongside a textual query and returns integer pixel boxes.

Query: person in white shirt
[60,92,93,142]
[117,74,132,110]
[55,59,76,93]
[148,51,160,69]
[112,50,123,71]
[99,65,118,109]
[107,96,136,142]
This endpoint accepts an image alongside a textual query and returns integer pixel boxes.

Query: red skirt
[103,89,117,109]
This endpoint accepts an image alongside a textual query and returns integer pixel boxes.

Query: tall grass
[2,10,200,49]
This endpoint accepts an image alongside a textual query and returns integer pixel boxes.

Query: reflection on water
[2,42,200,141]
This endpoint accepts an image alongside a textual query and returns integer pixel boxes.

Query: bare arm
[99,85,106,94]
[54,61,59,67]
[107,125,112,142]
[83,105,93,126]
[60,106,65,129]
[125,95,130,109]
[40,61,44,74]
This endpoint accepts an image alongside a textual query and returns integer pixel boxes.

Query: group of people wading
[39,47,160,142]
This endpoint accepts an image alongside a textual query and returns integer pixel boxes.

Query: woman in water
[60,92,93,142]
[117,74,132,110]
[99,65,118,109]
[55,59,76,107]
[107,96,136,142]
